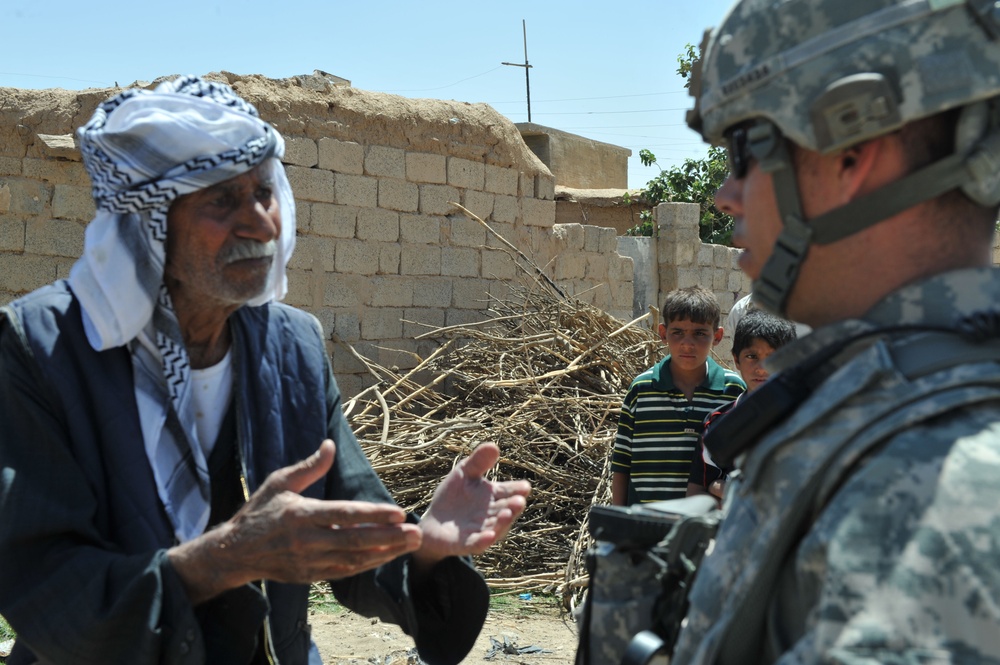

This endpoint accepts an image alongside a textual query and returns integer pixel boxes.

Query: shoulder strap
[715,333,1000,665]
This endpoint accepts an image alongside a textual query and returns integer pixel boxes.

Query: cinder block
[447,158,485,190]
[295,200,312,233]
[334,372,366,400]
[406,153,447,184]
[412,277,452,307]
[583,225,603,253]
[365,146,406,179]
[52,184,95,222]
[609,255,634,283]
[484,165,519,196]
[554,223,585,250]
[599,227,618,254]
[460,190,494,222]
[360,307,403,340]
[535,174,556,201]
[312,203,357,238]
[482,247,517,280]
[323,273,366,308]
[403,307,446,338]
[0,215,25,251]
[317,138,364,175]
[697,244,714,266]
[285,166,335,203]
[335,174,378,208]
[586,254,609,280]
[2,178,51,215]
[380,244,401,275]
[485,222,516,250]
[22,159,89,187]
[287,236,335,272]
[335,239,380,275]
[376,340,422,371]
[332,339,367,372]
[399,213,441,245]
[445,308,487,327]
[334,311,362,344]
[713,268,728,291]
[0,184,11,213]
[492,195,519,224]
[555,256,586,281]
[712,244,730,268]
[418,184,461,216]
[448,214,487,248]
[675,242,697,267]
[309,307,335,340]
[451,278,491,310]
[0,157,21,176]
[522,198,555,228]
[519,172,533,197]
[357,207,400,242]
[0,254,58,293]
[55,260,74,280]
[282,138,318,168]
[372,276,414,307]
[25,217,85,258]
[440,247,480,278]
[400,245,442,276]
[378,178,419,213]
[282,268,314,308]
[727,270,744,291]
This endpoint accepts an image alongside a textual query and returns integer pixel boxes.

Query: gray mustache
[222,240,277,264]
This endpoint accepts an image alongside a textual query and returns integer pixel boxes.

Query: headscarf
[69,76,297,542]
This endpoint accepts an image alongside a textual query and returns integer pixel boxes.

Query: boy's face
[658,318,723,373]
[733,337,777,392]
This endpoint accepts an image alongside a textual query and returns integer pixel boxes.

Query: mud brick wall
[0,73,634,396]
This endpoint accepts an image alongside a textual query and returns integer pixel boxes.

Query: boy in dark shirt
[686,308,796,500]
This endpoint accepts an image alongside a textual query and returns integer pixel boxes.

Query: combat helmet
[687,0,1000,315]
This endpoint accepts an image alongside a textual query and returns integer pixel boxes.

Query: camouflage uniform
[672,266,1000,664]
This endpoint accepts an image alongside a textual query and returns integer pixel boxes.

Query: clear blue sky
[1,0,735,189]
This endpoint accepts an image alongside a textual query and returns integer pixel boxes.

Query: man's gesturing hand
[169,440,422,604]
[411,442,531,573]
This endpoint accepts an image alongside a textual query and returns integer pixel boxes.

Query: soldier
[672,1,1000,663]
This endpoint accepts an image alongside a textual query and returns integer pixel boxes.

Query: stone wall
[0,73,635,396]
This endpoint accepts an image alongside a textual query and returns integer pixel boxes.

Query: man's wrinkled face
[164,164,281,307]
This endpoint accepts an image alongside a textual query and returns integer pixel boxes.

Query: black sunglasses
[725,124,755,180]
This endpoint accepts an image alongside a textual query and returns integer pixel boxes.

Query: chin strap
[748,116,1000,316]
[746,122,810,316]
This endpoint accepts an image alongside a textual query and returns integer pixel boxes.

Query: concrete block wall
[0,76,635,397]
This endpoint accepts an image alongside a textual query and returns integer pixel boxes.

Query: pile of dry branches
[344,278,661,609]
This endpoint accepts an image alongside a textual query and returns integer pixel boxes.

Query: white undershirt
[190,350,233,459]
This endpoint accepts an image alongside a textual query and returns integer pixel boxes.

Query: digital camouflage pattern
[687,0,1000,153]
[671,267,1000,664]
[582,542,665,665]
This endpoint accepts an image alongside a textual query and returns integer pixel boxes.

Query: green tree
[626,44,733,245]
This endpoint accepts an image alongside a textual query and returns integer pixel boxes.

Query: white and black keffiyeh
[68,76,297,543]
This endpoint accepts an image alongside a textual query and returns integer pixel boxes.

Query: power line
[384,65,505,93]
[525,107,689,115]
[488,90,686,104]
[0,71,108,85]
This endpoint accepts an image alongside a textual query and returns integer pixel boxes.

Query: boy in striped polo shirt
[611,286,745,505]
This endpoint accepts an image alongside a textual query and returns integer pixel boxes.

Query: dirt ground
[310,597,580,665]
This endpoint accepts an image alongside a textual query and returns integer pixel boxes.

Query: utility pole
[502,19,532,122]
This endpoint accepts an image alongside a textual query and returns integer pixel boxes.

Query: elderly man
[665,1,1000,663]
[0,76,530,665]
